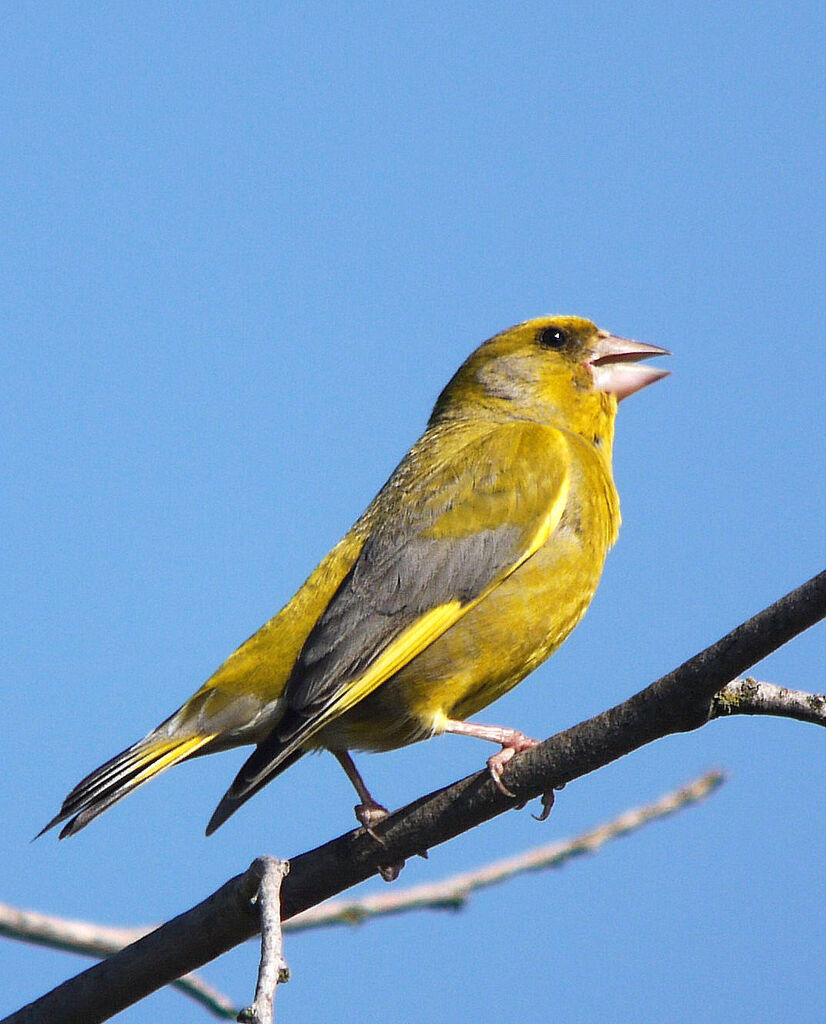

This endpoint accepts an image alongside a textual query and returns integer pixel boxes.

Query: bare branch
[5,568,825,1024]
[0,904,235,1019]
[238,858,290,1024]
[0,903,142,959]
[711,678,826,726]
[288,769,724,930]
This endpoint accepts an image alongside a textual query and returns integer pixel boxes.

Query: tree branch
[287,769,723,929]
[5,567,825,1024]
[711,678,826,726]
[238,858,290,1024]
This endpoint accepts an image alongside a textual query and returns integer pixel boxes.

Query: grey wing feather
[206,519,520,834]
[283,515,520,722]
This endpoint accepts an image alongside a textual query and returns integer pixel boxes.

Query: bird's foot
[353,799,404,881]
[354,799,390,835]
[486,732,555,817]
[440,719,550,815]
[486,730,540,798]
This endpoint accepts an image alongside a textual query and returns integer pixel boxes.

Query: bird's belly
[320,522,607,753]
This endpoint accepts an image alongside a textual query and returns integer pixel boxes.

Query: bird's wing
[207,420,571,831]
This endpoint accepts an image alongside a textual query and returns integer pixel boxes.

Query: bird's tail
[205,741,304,835]
[38,732,214,839]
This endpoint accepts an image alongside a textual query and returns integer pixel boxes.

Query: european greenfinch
[42,316,668,838]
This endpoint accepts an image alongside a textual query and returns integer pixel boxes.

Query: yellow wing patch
[314,600,464,724]
[525,470,572,559]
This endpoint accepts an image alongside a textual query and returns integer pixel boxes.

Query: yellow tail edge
[40,733,215,840]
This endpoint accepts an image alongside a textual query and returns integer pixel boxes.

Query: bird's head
[429,316,670,443]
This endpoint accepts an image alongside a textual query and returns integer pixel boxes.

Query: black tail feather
[38,735,210,839]
[206,745,305,835]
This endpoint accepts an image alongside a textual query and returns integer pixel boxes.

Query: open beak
[588,330,671,401]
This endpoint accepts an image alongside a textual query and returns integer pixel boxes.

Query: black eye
[538,326,568,350]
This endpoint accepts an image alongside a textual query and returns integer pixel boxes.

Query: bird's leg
[331,750,403,882]
[441,719,538,797]
[441,719,554,817]
[331,750,390,831]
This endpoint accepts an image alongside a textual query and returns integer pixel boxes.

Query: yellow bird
[41,316,668,839]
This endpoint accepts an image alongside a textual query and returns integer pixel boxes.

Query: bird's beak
[588,330,671,401]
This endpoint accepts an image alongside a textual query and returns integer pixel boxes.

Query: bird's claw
[486,734,540,800]
[532,789,555,821]
[487,749,519,798]
[378,860,405,882]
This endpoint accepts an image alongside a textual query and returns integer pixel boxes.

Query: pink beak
[588,330,671,401]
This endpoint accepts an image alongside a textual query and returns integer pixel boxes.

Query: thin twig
[712,678,826,726]
[0,905,236,1019]
[5,568,825,1024]
[238,859,290,1024]
[287,769,724,930]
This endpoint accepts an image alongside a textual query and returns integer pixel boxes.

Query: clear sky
[2,3,825,1022]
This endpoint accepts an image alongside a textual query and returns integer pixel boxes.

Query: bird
[40,316,669,840]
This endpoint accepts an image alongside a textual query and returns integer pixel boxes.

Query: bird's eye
[538,326,568,350]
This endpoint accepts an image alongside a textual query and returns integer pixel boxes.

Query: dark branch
[5,568,825,1024]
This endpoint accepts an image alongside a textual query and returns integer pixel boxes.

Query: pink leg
[332,749,389,829]
[442,719,554,819]
[331,750,404,882]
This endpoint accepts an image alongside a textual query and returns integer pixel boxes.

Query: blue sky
[2,3,825,1021]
